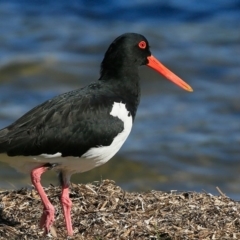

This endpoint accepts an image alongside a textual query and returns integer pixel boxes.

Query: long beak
[147,55,193,92]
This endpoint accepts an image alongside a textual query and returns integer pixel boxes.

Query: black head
[100,33,152,79]
[99,32,193,92]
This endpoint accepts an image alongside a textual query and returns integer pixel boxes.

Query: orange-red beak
[147,55,193,92]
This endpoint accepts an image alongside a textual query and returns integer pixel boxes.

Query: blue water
[0,0,240,199]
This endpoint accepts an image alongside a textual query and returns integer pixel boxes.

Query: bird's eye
[138,41,147,49]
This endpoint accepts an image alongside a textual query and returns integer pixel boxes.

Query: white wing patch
[40,152,62,158]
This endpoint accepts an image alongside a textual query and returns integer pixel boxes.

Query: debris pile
[0,180,240,239]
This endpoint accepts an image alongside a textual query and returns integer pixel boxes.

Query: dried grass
[0,179,240,239]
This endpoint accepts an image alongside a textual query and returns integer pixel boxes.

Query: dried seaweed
[0,180,240,239]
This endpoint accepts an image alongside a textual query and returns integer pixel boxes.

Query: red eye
[138,41,146,49]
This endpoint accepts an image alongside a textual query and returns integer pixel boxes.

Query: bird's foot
[40,205,55,234]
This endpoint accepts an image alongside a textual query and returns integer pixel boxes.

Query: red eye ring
[138,41,146,49]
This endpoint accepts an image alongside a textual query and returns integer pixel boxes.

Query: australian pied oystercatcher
[0,33,193,236]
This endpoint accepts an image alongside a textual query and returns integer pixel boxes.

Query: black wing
[0,83,124,157]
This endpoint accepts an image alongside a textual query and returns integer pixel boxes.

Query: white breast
[81,101,133,166]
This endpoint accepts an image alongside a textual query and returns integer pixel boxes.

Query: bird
[0,33,193,236]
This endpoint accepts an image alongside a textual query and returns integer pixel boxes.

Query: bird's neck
[99,60,138,78]
[99,66,141,120]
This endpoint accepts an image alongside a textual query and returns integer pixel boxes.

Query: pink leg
[31,166,55,234]
[61,184,73,236]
